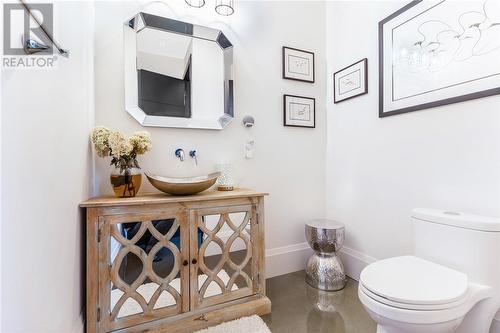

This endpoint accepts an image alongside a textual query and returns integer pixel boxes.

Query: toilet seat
[360,256,468,310]
[358,256,494,327]
[359,283,468,311]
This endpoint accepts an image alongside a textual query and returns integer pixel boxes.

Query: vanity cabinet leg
[86,208,99,333]
[257,197,266,297]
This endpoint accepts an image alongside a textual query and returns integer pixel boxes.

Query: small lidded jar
[216,163,234,191]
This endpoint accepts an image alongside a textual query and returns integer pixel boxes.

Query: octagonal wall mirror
[124,13,234,130]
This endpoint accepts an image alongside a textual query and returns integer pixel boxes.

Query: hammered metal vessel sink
[145,172,221,196]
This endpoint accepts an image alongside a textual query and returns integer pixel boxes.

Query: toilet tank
[411,208,500,289]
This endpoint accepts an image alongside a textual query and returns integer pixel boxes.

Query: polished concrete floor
[262,271,376,333]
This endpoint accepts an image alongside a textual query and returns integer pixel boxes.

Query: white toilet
[358,208,500,333]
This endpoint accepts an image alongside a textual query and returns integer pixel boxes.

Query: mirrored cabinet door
[190,205,258,309]
[99,210,189,332]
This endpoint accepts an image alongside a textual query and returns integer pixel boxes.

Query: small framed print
[333,58,368,103]
[282,46,315,83]
[283,94,315,128]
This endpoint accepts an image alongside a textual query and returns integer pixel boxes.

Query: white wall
[2,0,498,330]
[94,0,327,277]
[1,2,94,332]
[325,0,500,275]
[325,3,500,329]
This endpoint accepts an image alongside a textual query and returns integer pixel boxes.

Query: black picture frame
[333,58,368,103]
[378,0,500,118]
[282,46,315,83]
[283,94,316,128]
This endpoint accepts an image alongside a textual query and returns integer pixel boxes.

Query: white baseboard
[338,246,377,281]
[265,242,312,278]
[491,313,500,333]
[264,242,375,280]
[73,320,84,333]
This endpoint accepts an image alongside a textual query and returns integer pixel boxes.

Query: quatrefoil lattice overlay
[109,220,182,320]
[197,212,253,301]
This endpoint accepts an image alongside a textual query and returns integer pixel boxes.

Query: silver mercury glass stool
[305,219,346,291]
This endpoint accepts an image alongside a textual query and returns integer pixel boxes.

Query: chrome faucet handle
[189,150,198,166]
[175,148,185,161]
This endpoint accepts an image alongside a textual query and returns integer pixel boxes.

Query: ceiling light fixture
[215,0,234,16]
[185,0,205,8]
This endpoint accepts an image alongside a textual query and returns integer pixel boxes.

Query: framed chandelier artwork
[379,0,500,117]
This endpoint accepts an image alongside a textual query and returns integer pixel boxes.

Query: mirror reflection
[110,220,182,319]
[124,13,234,130]
[197,212,252,301]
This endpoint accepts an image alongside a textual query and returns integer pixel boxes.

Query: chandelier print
[393,0,500,73]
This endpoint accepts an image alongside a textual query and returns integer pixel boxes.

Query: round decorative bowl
[145,172,221,196]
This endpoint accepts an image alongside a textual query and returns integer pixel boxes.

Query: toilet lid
[360,256,468,307]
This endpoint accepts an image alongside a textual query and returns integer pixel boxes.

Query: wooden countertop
[80,188,268,208]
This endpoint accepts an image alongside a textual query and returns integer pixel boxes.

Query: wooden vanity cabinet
[81,189,270,333]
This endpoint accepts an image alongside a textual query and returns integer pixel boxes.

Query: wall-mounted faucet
[189,150,198,166]
[175,148,185,161]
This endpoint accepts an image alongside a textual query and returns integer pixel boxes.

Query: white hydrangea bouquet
[91,127,152,197]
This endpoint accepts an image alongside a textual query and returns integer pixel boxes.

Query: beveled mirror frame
[124,13,234,130]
